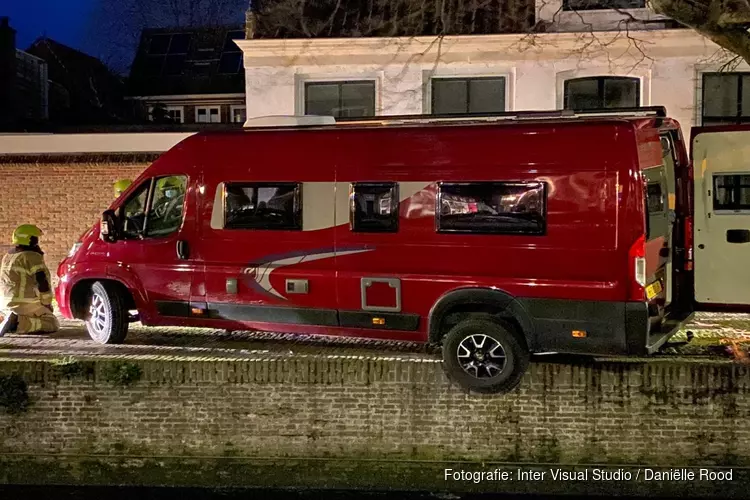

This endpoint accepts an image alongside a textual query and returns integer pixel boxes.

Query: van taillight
[629,234,646,301]
[684,216,694,271]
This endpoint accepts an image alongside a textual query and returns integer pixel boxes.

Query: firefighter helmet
[113,179,132,197]
[12,224,42,246]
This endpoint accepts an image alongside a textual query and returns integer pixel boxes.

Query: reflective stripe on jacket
[0,249,52,309]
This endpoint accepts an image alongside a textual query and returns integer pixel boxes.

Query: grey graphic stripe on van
[243,246,374,300]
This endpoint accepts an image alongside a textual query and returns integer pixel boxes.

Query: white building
[237,1,750,133]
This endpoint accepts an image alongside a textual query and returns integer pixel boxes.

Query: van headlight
[67,242,82,258]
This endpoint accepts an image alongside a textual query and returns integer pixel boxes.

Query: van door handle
[176,240,190,260]
[727,229,750,244]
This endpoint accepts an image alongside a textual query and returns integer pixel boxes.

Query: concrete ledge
[1,356,749,494]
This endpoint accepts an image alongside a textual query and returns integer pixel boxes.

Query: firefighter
[0,224,59,336]
[113,179,132,198]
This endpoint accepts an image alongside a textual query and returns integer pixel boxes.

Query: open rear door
[692,126,750,308]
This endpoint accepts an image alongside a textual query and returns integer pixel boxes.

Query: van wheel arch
[428,287,534,349]
[70,279,136,320]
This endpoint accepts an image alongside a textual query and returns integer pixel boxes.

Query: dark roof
[127,25,246,97]
[250,0,536,38]
[25,38,127,125]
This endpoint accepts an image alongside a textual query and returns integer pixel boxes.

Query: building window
[563,76,640,110]
[713,174,750,211]
[702,73,750,125]
[436,182,547,235]
[196,106,221,123]
[431,77,506,115]
[224,183,302,230]
[304,81,376,118]
[148,105,184,123]
[350,183,399,233]
[562,0,645,10]
[231,105,247,124]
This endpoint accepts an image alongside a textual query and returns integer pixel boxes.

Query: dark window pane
[148,35,171,55]
[647,183,664,214]
[218,53,242,74]
[703,74,739,118]
[351,183,399,232]
[168,34,191,54]
[563,0,645,10]
[437,182,546,235]
[565,79,601,109]
[306,83,339,116]
[163,55,185,76]
[223,31,245,52]
[714,174,750,211]
[121,182,150,237]
[742,75,750,117]
[305,82,375,118]
[225,183,302,230]
[432,79,468,114]
[339,82,375,117]
[469,78,505,113]
[565,77,639,109]
[147,176,188,237]
[603,78,639,107]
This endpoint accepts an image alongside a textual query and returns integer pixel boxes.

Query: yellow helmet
[114,179,132,197]
[12,224,42,246]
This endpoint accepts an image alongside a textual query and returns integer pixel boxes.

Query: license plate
[646,281,663,300]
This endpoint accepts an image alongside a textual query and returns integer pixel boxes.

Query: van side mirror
[100,209,119,242]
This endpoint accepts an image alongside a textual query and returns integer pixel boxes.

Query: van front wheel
[85,281,129,344]
[442,318,529,394]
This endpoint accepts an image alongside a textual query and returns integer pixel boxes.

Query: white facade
[238,25,748,134]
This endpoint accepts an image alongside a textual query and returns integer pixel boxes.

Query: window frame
[230,105,247,124]
[195,106,221,123]
[223,182,303,231]
[712,173,750,213]
[430,76,507,115]
[435,181,548,236]
[563,76,641,110]
[118,175,188,240]
[349,182,400,233]
[701,72,750,125]
[303,80,377,118]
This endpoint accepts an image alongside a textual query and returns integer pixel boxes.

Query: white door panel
[693,130,750,305]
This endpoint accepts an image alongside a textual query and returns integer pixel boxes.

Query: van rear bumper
[519,299,691,356]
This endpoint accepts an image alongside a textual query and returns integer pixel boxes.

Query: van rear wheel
[85,281,129,344]
[442,317,529,394]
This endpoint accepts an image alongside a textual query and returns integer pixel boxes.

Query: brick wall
[0,162,148,274]
[0,357,749,493]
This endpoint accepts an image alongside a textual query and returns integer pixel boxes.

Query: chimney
[0,17,18,129]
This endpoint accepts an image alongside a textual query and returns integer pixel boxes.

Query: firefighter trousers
[7,302,59,334]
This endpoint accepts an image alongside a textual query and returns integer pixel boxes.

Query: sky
[5,0,96,53]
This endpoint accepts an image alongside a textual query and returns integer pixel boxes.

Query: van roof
[232,106,670,133]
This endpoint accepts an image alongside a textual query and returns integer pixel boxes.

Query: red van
[56,107,694,393]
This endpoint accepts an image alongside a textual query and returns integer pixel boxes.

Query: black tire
[442,317,529,394]
[85,281,129,344]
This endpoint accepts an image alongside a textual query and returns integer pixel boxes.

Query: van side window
[647,183,664,214]
[350,183,399,233]
[224,183,302,230]
[713,174,750,211]
[146,175,188,237]
[436,182,546,235]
